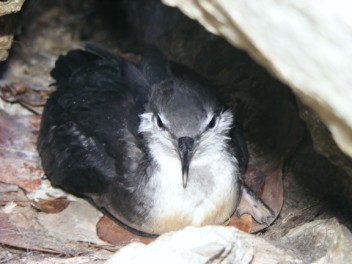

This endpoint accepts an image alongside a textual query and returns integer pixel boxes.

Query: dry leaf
[0,82,48,114]
[97,216,155,246]
[32,197,70,214]
[226,214,252,233]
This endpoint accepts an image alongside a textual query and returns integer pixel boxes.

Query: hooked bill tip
[182,169,188,188]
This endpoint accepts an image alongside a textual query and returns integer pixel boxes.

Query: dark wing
[231,119,249,178]
[38,47,149,196]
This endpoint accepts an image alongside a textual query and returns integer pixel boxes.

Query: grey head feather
[140,46,223,138]
[147,79,219,138]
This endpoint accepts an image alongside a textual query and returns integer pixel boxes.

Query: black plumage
[38,45,252,235]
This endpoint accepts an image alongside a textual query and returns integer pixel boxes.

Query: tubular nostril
[178,137,194,151]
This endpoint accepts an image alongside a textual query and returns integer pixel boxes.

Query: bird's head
[138,77,234,188]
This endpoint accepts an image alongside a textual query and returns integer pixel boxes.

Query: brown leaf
[0,83,48,114]
[245,165,266,195]
[32,197,70,214]
[248,162,284,233]
[224,161,283,233]
[0,113,42,192]
[226,214,252,233]
[97,216,155,246]
[0,82,48,106]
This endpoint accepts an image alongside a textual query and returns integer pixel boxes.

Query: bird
[38,44,274,236]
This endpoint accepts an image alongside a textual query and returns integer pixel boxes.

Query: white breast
[141,146,241,234]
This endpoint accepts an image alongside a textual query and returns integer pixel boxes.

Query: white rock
[106,226,299,264]
[162,0,352,158]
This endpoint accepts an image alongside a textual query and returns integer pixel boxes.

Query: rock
[106,226,300,264]
[0,0,26,16]
[107,219,352,263]
[0,0,26,61]
[161,0,352,161]
[279,218,352,263]
[298,103,352,178]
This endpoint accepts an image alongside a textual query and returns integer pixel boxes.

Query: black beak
[178,137,195,188]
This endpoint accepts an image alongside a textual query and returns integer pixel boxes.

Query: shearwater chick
[38,45,273,236]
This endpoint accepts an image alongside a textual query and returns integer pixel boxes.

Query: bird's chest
[142,153,240,234]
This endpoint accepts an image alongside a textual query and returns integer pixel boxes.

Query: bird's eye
[156,115,165,129]
[208,116,217,129]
